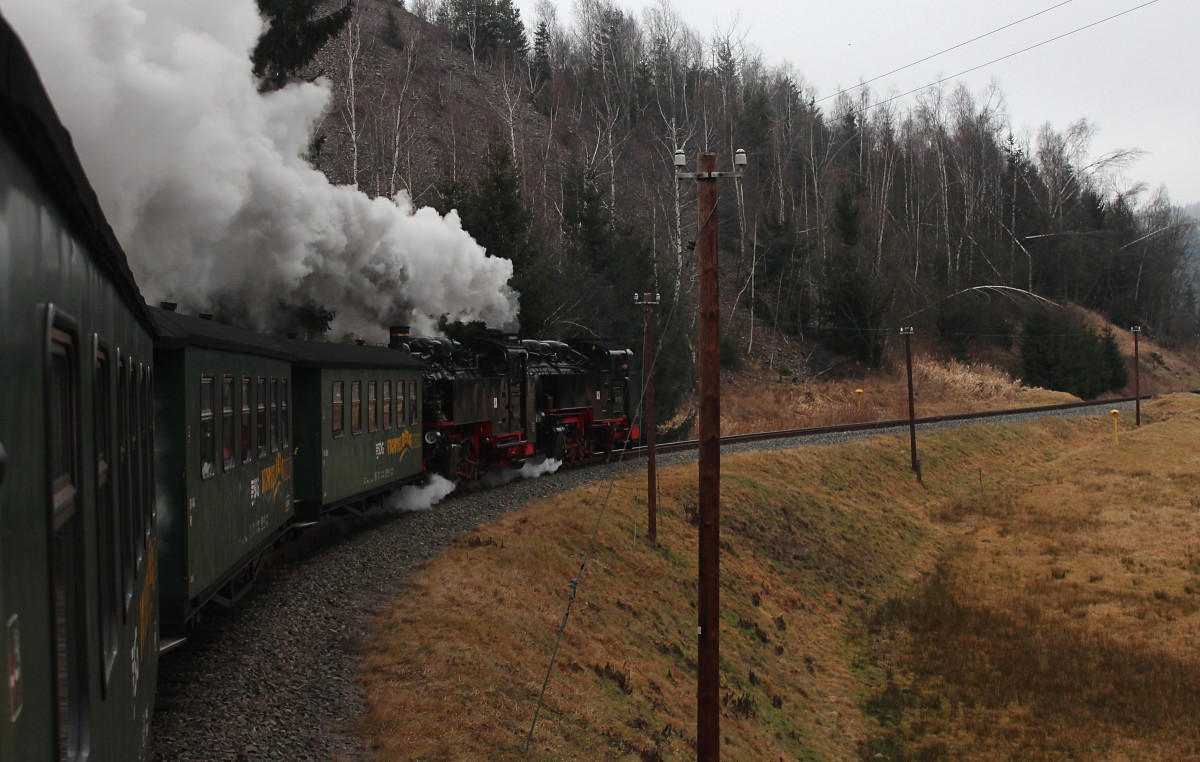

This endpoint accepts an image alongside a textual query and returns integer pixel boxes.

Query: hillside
[295,0,1199,430]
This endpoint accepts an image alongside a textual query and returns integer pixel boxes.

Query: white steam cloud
[387,475,457,512]
[0,0,517,337]
[481,456,562,488]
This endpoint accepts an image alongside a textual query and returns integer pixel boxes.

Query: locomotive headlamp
[424,430,441,445]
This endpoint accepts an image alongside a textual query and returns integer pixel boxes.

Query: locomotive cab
[407,335,534,480]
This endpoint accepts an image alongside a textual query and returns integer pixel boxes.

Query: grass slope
[863,394,1200,760]
[358,396,1200,760]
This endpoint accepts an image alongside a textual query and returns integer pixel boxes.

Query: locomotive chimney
[159,301,178,312]
[389,325,411,349]
[198,312,213,320]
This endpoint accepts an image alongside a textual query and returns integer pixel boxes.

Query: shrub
[1020,314,1128,399]
[719,331,742,368]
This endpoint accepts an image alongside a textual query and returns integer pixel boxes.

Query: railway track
[602,394,1151,461]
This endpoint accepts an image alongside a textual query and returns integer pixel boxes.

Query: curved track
[579,394,1149,466]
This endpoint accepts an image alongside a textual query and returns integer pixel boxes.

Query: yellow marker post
[1110,409,1120,445]
[855,388,864,412]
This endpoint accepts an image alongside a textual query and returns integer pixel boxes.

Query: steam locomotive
[0,16,638,761]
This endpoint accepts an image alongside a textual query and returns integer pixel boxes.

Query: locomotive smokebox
[389,325,411,349]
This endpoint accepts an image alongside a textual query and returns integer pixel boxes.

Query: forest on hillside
[269,0,1198,417]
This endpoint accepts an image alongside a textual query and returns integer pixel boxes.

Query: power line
[525,291,684,753]
[850,0,1161,117]
[819,0,1078,104]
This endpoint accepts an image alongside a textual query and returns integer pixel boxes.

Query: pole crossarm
[676,171,745,179]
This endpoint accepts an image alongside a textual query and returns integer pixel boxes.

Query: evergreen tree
[1020,314,1128,400]
[560,166,692,421]
[492,0,528,58]
[252,0,353,92]
[446,0,527,62]
[822,184,889,364]
[383,7,405,50]
[531,21,552,89]
[1101,327,1129,390]
[437,134,551,333]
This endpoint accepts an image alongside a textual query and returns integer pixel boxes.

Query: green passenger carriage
[151,307,295,631]
[287,340,426,518]
[0,16,160,760]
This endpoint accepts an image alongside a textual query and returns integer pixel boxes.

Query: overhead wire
[524,282,686,753]
[818,0,1078,104]
[846,0,1162,116]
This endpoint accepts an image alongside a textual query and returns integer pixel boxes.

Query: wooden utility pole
[1131,325,1141,426]
[676,148,745,762]
[635,292,660,542]
[901,326,920,481]
[696,152,720,761]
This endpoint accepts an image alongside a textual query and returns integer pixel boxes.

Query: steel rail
[589,394,1153,464]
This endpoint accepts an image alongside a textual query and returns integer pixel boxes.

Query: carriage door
[45,307,89,762]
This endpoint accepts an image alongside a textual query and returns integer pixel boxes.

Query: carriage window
[221,377,235,471]
[46,309,90,762]
[256,378,266,458]
[281,380,289,450]
[409,381,418,426]
[269,377,279,453]
[93,342,118,694]
[382,381,392,430]
[117,356,133,615]
[200,377,215,480]
[351,381,362,435]
[129,364,144,567]
[332,381,344,438]
[241,377,251,463]
[396,379,405,428]
[368,381,378,433]
[142,369,155,533]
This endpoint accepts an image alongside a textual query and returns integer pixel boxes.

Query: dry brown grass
[705,356,1074,438]
[359,440,942,760]
[863,393,1200,760]
[354,395,1200,759]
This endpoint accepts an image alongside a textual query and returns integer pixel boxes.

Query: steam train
[0,17,637,761]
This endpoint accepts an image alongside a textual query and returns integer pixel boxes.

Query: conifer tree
[437,134,551,333]
[531,21,551,89]
[252,0,353,92]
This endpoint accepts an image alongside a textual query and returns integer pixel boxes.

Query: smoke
[481,456,563,488]
[387,474,457,512]
[0,0,517,337]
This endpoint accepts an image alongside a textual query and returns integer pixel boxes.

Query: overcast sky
[518,0,1196,205]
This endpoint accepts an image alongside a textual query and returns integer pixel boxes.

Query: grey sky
[519,0,1196,205]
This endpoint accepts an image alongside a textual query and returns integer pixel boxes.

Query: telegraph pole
[901,326,920,480]
[1131,325,1141,426]
[635,292,660,542]
[676,148,746,762]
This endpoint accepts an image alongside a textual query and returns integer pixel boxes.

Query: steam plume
[0,0,517,337]
[481,456,563,488]
[387,475,457,512]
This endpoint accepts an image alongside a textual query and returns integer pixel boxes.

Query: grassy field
[715,356,1076,437]
[862,393,1200,760]
[356,394,1200,760]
